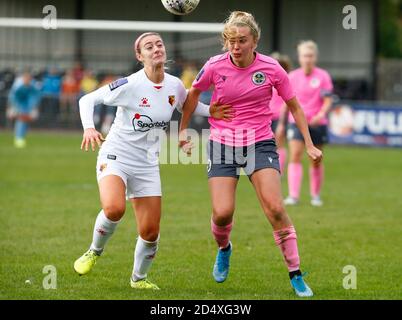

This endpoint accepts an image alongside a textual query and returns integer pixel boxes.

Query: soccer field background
[0,131,401,300]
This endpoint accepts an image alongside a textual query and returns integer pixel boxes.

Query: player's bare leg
[285,139,305,205]
[209,177,238,283]
[74,175,126,275]
[309,144,324,206]
[250,168,313,297]
[130,196,161,290]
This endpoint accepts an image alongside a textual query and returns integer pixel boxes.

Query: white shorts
[96,153,162,199]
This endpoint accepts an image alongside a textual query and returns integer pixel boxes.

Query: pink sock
[288,163,303,199]
[310,165,324,197]
[273,226,300,272]
[277,147,287,175]
[211,219,233,249]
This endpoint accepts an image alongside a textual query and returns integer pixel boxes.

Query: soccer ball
[161,0,200,15]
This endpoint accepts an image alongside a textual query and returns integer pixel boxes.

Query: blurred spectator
[180,62,198,89]
[72,61,84,83]
[180,61,211,127]
[60,69,80,122]
[7,71,41,148]
[41,67,62,123]
[41,67,62,97]
[80,69,99,96]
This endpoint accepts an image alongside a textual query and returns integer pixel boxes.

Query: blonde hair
[297,40,319,55]
[222,11,261,50]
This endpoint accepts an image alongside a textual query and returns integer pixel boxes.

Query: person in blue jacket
[8,71,41,148]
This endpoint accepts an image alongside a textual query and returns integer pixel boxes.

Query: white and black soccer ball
[161,0,200,16]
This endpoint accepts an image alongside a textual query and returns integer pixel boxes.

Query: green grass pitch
[0,131,401,299]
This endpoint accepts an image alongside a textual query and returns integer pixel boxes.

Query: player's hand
[209,102,234,121]
[309,113,325,126]
[179,139,194,156]
[306,144,323,165]
[81,128,105,152]
[178,129,193,156]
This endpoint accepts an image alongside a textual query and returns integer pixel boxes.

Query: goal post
[0,17,224,73]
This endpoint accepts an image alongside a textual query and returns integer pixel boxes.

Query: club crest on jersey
[139,97,151,108]
[252,72,266,85]
[168,95,176,107]
[132,113,169,132]
[310,77,321,88]
[109,78,128,91]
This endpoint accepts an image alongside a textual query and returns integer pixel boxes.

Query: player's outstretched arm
[179,86,200,131]
[178,86,201,155]
[275,102,289,139]
[178,89,233,120]
[310,96,333,126]
[190,100,234,121]
[286,97,323,165]
[79,90,106,152]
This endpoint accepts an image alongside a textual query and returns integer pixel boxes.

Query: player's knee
[103,204,126,221]
[212,206,234,225]
[290,153,303,163]
[310,160,322,168]
[139,226,160,242]
[289,147,303,162]
[267,201,286,222]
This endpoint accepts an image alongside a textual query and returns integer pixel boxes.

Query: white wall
[279,0,374,79]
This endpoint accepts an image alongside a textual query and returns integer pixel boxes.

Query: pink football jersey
[288,67,333,125]
[270,88,286,121]
[193,52,295,146]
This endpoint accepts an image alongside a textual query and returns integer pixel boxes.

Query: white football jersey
[79,69,209,171]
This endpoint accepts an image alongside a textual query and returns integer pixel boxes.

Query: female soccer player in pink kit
[179,11,322,297]
[281,41,333,207]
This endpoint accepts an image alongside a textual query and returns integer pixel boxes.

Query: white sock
[89,210,120,254]
[132,235,159,281]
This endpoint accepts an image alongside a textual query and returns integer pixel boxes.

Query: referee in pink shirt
[179,11,322,297]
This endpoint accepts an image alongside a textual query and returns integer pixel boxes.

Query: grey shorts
[287,123,328,145]
[207,139,281,179]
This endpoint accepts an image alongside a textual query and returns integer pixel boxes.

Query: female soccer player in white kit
[179,12,322,297]
[73,32,232,290]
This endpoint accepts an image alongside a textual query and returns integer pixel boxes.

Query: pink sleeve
[274,64,295,102]
[192,59,213,91]
[321,71,333,93]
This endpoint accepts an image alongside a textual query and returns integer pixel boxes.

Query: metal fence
[377,59,402,103]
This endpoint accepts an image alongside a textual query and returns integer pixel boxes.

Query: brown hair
[222,11,261,50]
[270,52,292,73]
